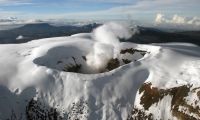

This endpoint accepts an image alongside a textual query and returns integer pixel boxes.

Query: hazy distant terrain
[0,23,200,46]
[125,26,200,46]
[0,23,100,44]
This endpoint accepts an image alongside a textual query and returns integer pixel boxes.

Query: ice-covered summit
[0,22,200,120]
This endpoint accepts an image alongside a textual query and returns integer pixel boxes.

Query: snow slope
[0,22,200,120]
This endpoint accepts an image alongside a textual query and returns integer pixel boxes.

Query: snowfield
[0,23,200,120]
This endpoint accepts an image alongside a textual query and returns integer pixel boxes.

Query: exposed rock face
[26,99,89,120]
[127,108,153,120]
[57,48,148,74]
[67,100,89,120]
[106,58,120,71]
[62,57,82,73]
[26,99,62,120]
[129,83,200,120]
[120,48,147,55]
[25,83,200,120]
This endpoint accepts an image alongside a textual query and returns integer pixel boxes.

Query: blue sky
[0,0,200,23]
[1,0,130,13]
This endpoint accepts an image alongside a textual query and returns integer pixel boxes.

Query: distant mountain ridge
[124,26,200,46]
[0,23,101,44]
[0,23,200,46]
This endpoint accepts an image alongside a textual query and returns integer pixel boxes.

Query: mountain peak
[21,23,53,28]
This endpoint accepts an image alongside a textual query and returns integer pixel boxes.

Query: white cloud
[0,16,44,25]
[0,9,21,18]
[75,0,133,4]
[155,13,200,30]
[47,0,200,21]
[0,0,32,5]
[0,0,26,3]
[155,13,164,24]
[0,0,199,25]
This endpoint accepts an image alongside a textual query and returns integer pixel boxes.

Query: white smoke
[86,22,136,73]
[93,22,132,46]
[155,13,200,30]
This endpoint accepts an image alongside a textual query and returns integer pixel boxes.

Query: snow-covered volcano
[0,23,200,120]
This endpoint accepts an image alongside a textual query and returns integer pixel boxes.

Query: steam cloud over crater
[86,22,137,73]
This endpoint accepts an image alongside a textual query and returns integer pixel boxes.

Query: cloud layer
[155,13,200,30]
[0,0,199,30]
[0,0,31,5]
[0,17,43,25]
